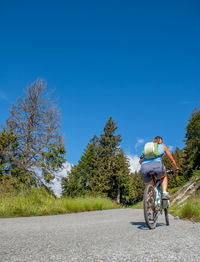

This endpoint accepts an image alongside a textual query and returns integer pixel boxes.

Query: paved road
[0,209,200,262]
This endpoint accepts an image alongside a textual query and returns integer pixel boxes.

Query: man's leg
[161,175,171,199]
[161,175,168,192]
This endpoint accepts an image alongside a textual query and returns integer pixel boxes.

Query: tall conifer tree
[92,116,122,197]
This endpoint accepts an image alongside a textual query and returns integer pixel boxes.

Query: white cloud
[30,162,72,197]
[51,162,72,197]
[134,138,145,150]
[127,155,141,173]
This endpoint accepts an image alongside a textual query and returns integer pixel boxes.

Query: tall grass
[0,188,120,218]
[131,200,143,209]
[169,193,200,222]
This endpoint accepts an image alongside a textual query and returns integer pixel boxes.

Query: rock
[171,177,200,205]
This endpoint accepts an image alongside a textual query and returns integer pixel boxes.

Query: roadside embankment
[170,193,200,222]
[169,177,200,221]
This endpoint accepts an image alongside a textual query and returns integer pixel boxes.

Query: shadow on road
[130,222,166,230]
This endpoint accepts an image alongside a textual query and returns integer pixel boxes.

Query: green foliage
[62,136,98,197]
[0,176,20,196]
[108,148,133,204]
[183,107,200,179]
[0,127,18,175]
[129,171,145,204]
[41,143,66,183]
[0,127,27,184]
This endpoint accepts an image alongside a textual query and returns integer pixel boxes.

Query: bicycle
[143,170,173,229]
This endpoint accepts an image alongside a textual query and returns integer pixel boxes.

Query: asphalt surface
[0,209,200,262]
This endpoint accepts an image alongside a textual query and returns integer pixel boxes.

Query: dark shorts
[141,161,166,183]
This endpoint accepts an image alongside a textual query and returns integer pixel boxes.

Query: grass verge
[169,193,200,222]
[131,201,143,209]
[0,188,120,218]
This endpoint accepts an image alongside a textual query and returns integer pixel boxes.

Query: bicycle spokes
[143,185,158,229]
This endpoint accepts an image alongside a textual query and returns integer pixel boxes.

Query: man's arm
[163,145,179,171]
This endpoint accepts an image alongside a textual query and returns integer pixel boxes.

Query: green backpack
[142,142,161,159]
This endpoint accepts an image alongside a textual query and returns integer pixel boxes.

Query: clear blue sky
[0,0,200,164]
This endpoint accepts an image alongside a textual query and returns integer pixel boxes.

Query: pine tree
[92,116,122,197]
[61,165,82,197]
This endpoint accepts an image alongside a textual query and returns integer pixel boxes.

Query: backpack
[142,142,161,159]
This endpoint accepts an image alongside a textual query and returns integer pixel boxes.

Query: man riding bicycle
[139,136,179,200]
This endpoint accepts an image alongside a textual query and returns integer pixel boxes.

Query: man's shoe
[162,192,171,200]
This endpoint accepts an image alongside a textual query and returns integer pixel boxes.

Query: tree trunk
[117,186,120,204]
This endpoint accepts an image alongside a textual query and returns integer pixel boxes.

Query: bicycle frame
[153,176,169,220]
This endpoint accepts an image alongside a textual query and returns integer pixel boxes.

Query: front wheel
[162,199,169,226]
[143,184,157,229]
[164,208,169,226]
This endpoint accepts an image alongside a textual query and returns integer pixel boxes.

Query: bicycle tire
[143,184,157,229]
[164,208,169,226]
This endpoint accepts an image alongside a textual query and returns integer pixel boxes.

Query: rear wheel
[143,184,157,229]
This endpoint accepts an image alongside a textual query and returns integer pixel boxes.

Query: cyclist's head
[153,136,163,144]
